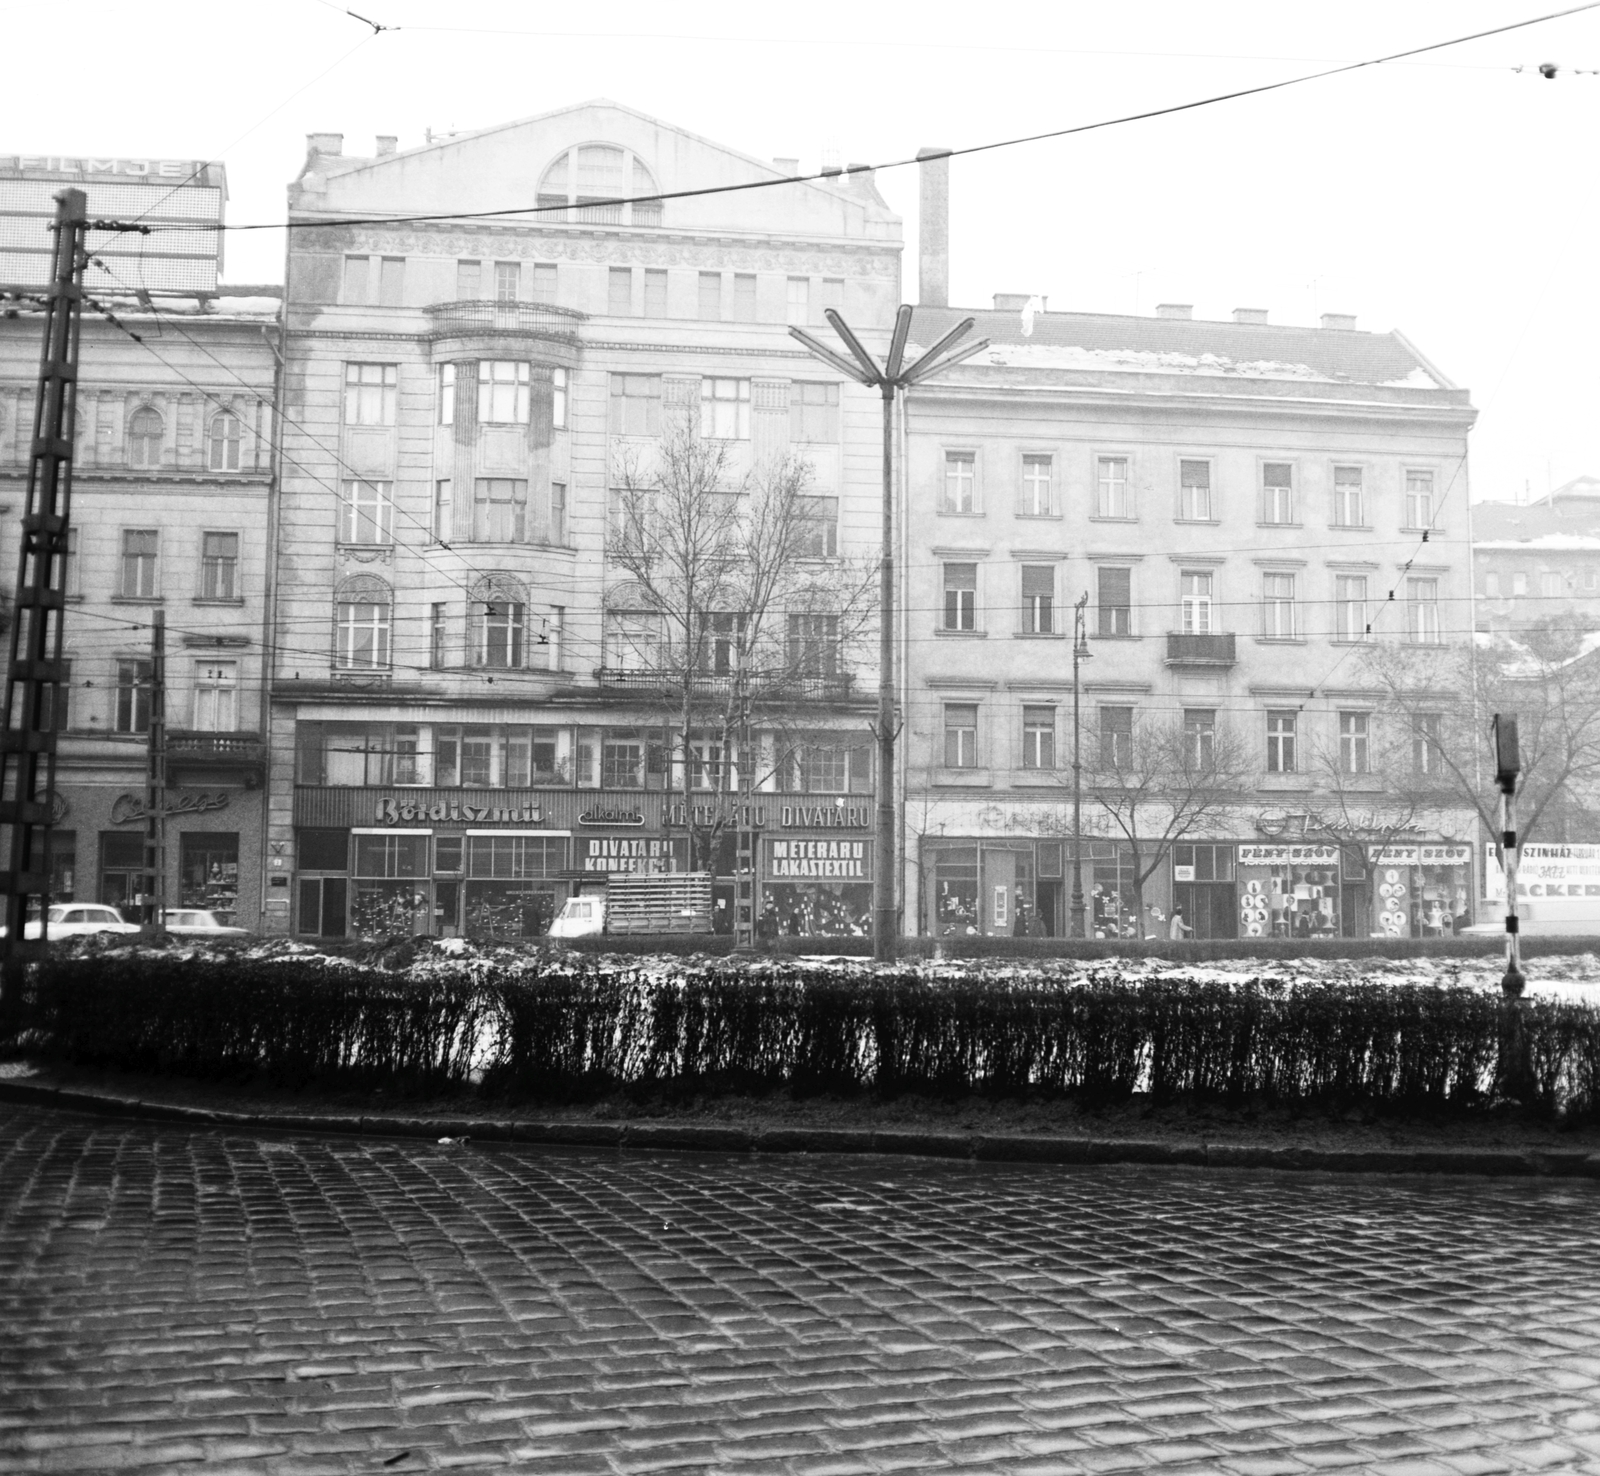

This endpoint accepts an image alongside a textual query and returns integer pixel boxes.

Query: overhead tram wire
[115,1,1600,241]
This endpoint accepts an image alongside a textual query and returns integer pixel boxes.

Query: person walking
[1169,908,1193,941]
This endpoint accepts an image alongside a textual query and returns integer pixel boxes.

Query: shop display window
[99,831,147,918]
[464,833,566,939]
[933,846,979,936]
[1090,842,1139,940]
[1237,849,1340,938]
[47,830,75,903]
[179,832,239,924]
[350,832,431,938]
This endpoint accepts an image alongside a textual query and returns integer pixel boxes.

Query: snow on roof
[1474,534,1600,552]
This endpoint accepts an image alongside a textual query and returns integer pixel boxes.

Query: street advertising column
[1235,843,1341,938]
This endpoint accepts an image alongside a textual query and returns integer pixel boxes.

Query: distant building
[272,102,899,940]
[0,152,277,927]
[1472,476,1600,636]
[900,283,1480,941]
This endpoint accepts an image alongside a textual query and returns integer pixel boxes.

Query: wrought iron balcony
[1165,632,1237,667]
[593,668,857,703]
[422,299,585,342]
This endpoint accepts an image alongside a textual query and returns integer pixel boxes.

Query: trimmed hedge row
[10,953,1600,1118]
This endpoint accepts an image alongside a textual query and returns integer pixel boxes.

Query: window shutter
[945,562,977,590]
[1021,564,1054,598]
[1099,567,1130,605]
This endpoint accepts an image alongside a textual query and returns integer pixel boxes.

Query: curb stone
[1,1077,1598,1178]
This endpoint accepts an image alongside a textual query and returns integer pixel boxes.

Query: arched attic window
[537,145,661,226]
[208,411,242,471]
[128,406,163,468]
[333,574,392,670]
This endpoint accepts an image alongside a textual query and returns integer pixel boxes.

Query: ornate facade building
[272,102,899,939]
[0,154,277,928]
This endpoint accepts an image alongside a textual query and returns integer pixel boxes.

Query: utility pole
[1071,593,1092,938]
[1492,713,1529,1099]
[0,190,86,975]
[789,306,988,963]
[141,610,167,931]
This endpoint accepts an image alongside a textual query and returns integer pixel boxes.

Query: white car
[162,909,249,937]
[21,904,142,940]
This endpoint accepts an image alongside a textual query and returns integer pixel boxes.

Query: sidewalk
[5,1060,1600,1178]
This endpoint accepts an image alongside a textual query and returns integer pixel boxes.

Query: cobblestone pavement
[4,1106,1600,1475]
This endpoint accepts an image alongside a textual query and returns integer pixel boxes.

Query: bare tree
[1363,623,1600,867]
[1086,711,1251,926]
[606,409,876,871]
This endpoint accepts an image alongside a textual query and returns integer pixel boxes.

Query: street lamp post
[789,306,989,963]
[1071,593,1092,938]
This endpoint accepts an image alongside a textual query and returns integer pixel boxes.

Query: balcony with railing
[1165,632,1237,667]
[422,299,586,343]
[167,731,267,784]
[593,668,858,703]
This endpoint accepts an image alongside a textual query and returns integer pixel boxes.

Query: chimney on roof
[1233,307,1269,325]
[917,147,951,309]
[773,156,799,175]
[1156,303,1192,320]
[994,293,1044,312]
[306,132,343,157]
[1321,312,1357,331]
[846,162,874,184]
[375,135,398,157]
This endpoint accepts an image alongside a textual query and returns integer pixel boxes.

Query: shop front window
[1089,842,1138,940]
[464,833,566,939]
[350,832,431,937]
[932,846,979,937]
[99,831,147,918]
[1172,843,1236,941]
[1236,846,1340,938]
[180,833,239,923]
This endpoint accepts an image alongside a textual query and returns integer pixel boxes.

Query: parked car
[161,909,248,937]
[17,904,143,940]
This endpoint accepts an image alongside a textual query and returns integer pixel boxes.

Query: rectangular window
[342,254,370,304]
[1261,462,1294,524]
[338,480,393,545]
[1266,710,1296,773]
[532,263,557,302]
[1340,711,1371,774]
[1181,570,1213,635]
[430,603,446,669]
[120,529,158,598]
[795,495,838,558]
[732,273,757,319]
[1406,470,1435,529]
[193,660,238,731]
[1335,574,1368,641]
[354,834,430,880]
[456,259,481,299]
[602,729,645,789]
[378,256,405,307]
[343,363,397,426]
[551,481,568,544]
[1183,709,1216,768]
[786,613,839,678]
[1022,705,1055,770]
[1333,465,1365,526]
[1414,713,1443,775]
[643,268,668,317]
[942,451,975,513]
[700,378,750,439]
[1097,456,1130,518]
[697,272,722,321]
[199,532,238,600]
[607,267,633,315]
[1099,706,1133,767]
[434,479,452,543]
[1513,571,1528,597]
[335,599,390,671]
[1021,564,1055,634]
[438,362,456,425]
[610,374,662,436]
[786,276,810,326]
[943,562,977,631]
[1020,454,1054,516]
[1408,577,1440,643]
[944,703,978,769]
[478,360,530,423]
[479,599,525,669]
[552,366,567,429]
[1097,566,1131,637]
[472,479,528,543]
[1179,459,1212,520]
[790,381,840,442]
[1262,571,1297,639]
[494,260,520,303]
[115,658,151,733]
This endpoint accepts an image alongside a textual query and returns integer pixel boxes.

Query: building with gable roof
[271,102,900,940]
[1472,476,1600,636]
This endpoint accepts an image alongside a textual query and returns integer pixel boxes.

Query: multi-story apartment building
[0,154,278,929]
[901,298,1479,942]
[272,102,898,940]
[1473,475,1600,636]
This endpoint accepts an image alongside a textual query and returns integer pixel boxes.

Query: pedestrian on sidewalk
[1169,908,1193,941]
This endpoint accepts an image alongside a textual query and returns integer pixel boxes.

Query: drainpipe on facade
[258,314,285,933]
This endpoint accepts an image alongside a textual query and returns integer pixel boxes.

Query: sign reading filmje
[764,838,871,880]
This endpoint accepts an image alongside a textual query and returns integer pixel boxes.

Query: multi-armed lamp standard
[789,306,989,962]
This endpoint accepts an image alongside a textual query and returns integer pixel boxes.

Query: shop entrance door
[297,876,347,938]
[434,880,460,937]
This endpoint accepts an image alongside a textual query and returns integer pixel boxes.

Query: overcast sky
[10,0,1598,503]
